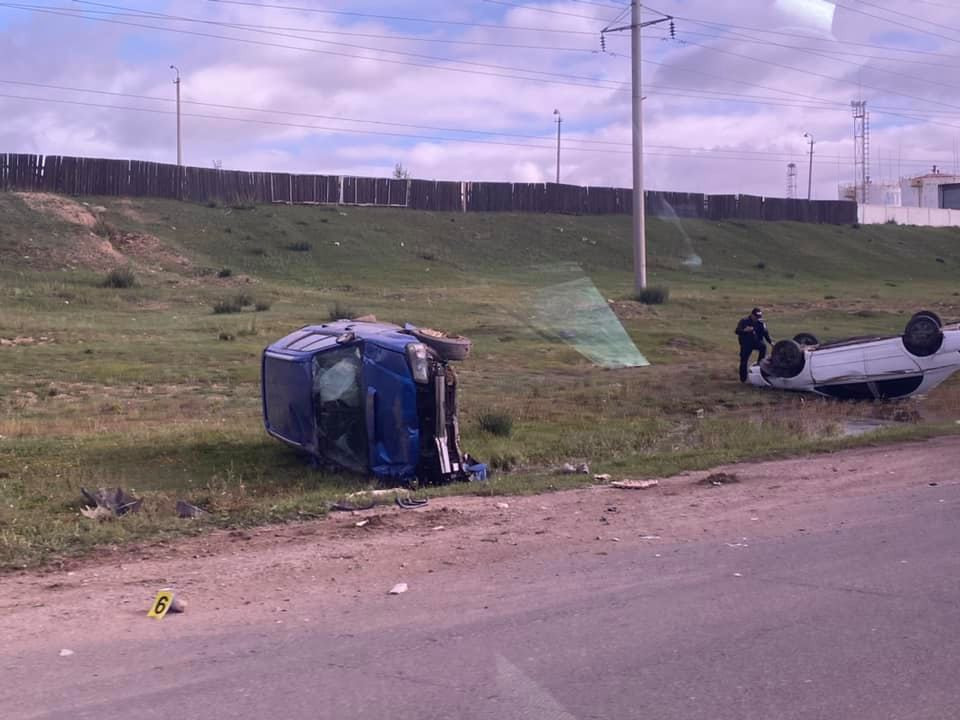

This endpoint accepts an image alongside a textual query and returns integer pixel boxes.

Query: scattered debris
[495,502,510,509]
[695,408,705,418]
[348,487,406,499]
[559,462,590,475]
[432,525,445,531]
[560,463,576,474]
[594,473,612,482]
[388,583,408,595]
[354,519,370,528]
[611,537,621,542]
[698,472,740,487]
[176,500,207,518]
[396,496,428,510]
[610,479,659,490]
[59,649,74,657]
[330,500,376,512]
[79,505,116,522]
[639,534,661,540]
[733,572,743,578]
[80,487,142,517]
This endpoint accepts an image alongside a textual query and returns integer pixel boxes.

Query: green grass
[2,191,960,569]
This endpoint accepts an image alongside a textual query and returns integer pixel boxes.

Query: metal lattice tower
[786,162,798,199]
[852,100,870,204]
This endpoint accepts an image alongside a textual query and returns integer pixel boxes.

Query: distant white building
[900,168,960,209]
[838,181,901,206]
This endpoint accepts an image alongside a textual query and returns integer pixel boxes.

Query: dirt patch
[116,199,147,223]
[15,192,98,227]
[113,231,192,270]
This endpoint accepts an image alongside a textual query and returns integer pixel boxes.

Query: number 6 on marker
[148,589,175,619]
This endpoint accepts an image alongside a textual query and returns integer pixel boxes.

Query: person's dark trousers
[739,343,767,382]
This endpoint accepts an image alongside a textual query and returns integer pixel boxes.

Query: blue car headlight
[405,343,430,384]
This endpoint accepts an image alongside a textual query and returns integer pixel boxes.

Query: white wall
[859,204,960,227]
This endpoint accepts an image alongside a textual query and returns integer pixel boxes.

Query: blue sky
[1,1,958,197]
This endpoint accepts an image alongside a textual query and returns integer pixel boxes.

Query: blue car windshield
[313,345,366,472]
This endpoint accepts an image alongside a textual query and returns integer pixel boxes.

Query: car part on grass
[749,310,960,399]
[80,487,142,516]
[903,311,943,357]
[768,339,806,378]
[407,325,472,361]
[396,496,429,509]
[262,318,477,485]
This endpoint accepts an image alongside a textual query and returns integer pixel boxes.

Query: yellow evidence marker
[147,589,175,619]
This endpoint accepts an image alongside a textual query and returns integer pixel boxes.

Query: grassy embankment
[2,191,959,568]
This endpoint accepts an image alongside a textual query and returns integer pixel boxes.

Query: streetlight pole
[553,109,562,185]
[803,132,815,200]
[170,65,182,168]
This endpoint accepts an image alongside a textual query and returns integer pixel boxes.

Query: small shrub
[206,201,219,209]
[636,286,669,305]
[477,411,514,438]
[254,301,271,312]
[247,247,266,256]
[198,267,216,277]
[488,452,520,472]
[885,218,899,225]
[223,227,233,234]
[783,272,796,279]
[92,219,116,239]
[218,331,235,341]
[295,219,310,226]
[100,267,137,289]
[217,267,233,278]
[285,241,312,252]
[850,222,860,229]
[755,261,766,269]
[935,257,946,264]
[418,251,438,261]
[327,300,357,320]
[824,295,837,300]
[212,298,243,314]
[234,292,254,307]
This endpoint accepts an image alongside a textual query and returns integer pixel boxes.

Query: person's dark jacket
[735,315,772,349]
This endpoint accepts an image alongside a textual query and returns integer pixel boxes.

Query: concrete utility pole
[170,65,182,168]
[553,109,562,184]
[803,132,815,200]
[602,3,673,293]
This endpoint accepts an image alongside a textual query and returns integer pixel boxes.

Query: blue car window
[313,345,366,472]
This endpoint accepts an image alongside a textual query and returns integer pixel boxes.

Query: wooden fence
[0,153,857,224]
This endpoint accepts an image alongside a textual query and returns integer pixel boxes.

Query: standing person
[735,308,773,382]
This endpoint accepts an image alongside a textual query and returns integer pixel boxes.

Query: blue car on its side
[262,318,479,484]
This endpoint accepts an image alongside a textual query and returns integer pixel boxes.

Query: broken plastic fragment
[389,583,408,595]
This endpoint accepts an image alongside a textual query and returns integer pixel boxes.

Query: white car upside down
[747,311,960,399]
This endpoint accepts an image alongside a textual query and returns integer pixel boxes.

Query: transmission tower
[786,162,798,199]
[852,100,870,204]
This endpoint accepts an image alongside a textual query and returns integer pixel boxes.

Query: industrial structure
[900,167,960,209]
[786,162,797,199]
[851,100,870,204]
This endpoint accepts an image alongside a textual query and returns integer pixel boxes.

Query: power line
[204,0,600,35]
[3,79,954,166]
[831,0,960,47]
[481,0,607,21]
[648,26,960,70]
[28,3,628,89]
[1,4,627,93]
[669,13,960,60]
[651,31,960,113]
[0,77,629,148]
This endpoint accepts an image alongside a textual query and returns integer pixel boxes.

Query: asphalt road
[8,480,960,720]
